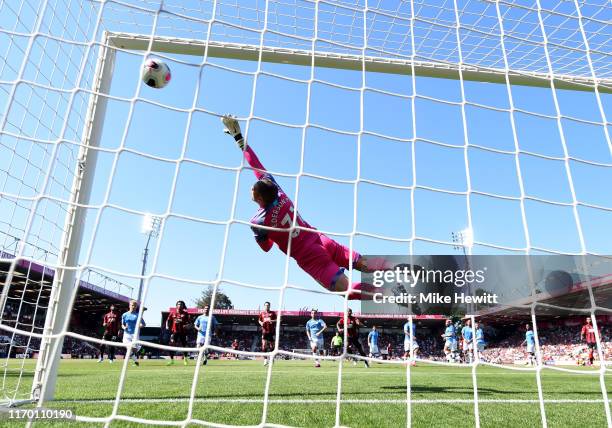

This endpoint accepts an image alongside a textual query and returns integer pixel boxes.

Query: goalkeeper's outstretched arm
[221,114,277,254]
[221,114,268,180]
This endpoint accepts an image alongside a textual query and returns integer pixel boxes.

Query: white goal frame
[30,35,116,404]
[30,29,612,406]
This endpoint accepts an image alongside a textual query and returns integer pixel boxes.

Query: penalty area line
[55,398,612,405]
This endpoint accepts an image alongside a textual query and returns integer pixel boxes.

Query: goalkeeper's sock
[362,257,395,272]
[347,282,376,300]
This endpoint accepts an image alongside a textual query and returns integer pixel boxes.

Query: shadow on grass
[381,384,606,398]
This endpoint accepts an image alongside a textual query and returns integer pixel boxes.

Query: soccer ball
[142,58,171,89]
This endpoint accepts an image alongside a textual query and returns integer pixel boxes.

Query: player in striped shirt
[306,309,327,368]
[166,300,190,366]
[521,324,536,366]
[581,317,597,366]
[259,301,277,366]
[121,300,146,366]
[222,115,393,301]
[337,309,369,368]
[98,304,120,363]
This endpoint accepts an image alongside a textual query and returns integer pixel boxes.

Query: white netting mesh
[0,0,611,426]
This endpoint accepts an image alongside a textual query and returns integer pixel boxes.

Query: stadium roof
[476,273,612,323]
[0,252,132,314]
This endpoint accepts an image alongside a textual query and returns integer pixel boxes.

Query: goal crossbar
[107,32,612,94]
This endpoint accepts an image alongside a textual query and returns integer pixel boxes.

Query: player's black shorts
[262,332,274,342]
[587,342,597,350]
[102,332,118,342]
[348,337,363,351]
[170,333,188,347]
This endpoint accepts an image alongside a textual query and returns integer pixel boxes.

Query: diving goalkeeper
[221,115,391,300]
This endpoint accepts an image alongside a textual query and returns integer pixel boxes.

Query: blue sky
[0,0,611,326]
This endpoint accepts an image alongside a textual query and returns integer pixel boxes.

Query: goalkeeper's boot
[133,361,139,367]
[183,359,188,366]
[97,357,103,363]
[364,360,370,368]
[167,359,175,366]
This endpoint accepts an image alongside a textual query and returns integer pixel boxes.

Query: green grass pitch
[1,359,610,427]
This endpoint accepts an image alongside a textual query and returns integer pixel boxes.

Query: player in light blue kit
[194,305,219,365]
[474,321,485,362]
[121,300,146,366]
[441,319,458,362]
[461,319,473,363]
[306,309,327,368]
[403,319,419,365]
[521,323,536,366]
[367,326,380,358]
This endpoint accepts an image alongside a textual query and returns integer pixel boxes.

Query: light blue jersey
[525,330,535,346]
[475,328,485,345]
[122,311,145,335]
[403,321,416,339]
[368,330,379,346]
[444,325,457,341]
[306,318,326,338]
[461,326,473,342]
[194,314,218,339]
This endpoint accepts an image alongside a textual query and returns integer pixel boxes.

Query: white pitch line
[42,368,610,376]
[55,398,612,405]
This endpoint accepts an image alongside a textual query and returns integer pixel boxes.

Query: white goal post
[29,37,117,404]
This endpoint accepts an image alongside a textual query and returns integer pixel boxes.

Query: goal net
[0,0,610,425]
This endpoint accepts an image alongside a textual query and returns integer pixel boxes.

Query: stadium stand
[158,308,611,365]
[0,251,132,359]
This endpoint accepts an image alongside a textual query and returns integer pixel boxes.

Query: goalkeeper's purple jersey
[245,146,319,256]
